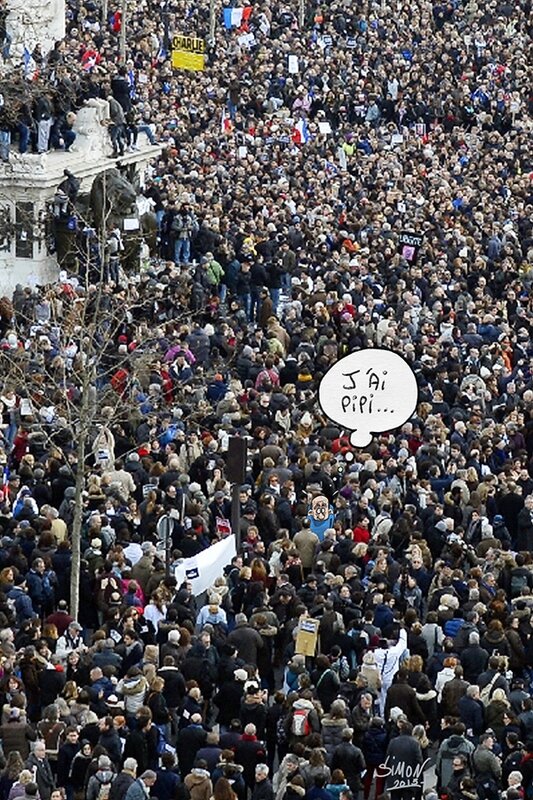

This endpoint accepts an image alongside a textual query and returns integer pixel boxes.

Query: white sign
[123,218,140,231]
[318,349,418,448]
[175,534,237,595]
[288,55,299,73]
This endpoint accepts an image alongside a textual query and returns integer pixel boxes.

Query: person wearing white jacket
[373,627,409,716]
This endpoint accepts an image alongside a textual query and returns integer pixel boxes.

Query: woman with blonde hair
[485,687,511,741]
[7,769,33,800]
[412,724,430,757]
[405,655,425,691]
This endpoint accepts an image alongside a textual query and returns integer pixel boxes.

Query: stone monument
[0,1,162,293]
[6,0,65,61]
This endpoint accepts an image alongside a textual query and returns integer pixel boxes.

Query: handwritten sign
[172,34,205,71]
[377,756,430,791]
[295,617,319,657]
[318,349,418,448]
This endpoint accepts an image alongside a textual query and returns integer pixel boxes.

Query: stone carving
[6,0,65,59]
[72,101,111,156]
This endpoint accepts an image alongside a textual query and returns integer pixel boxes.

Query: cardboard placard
[295,617,320,656]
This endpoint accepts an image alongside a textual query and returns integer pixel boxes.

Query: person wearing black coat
[459,633,489,683]
[234,725,266,790]
[111,67,132,113]
[311,656,340,713]
[384,670,425,726]
[122,717,158,773]
[330,730,366,793]
[251,766,274,800]
[458,686,485,738]
[361,717,388,798]
[384,722,423,797]
[158,660,186,710]
[176,718,207,779]
[39,661,67,708]
[98,718,123,767]
[213,675,245,728]
[57,735,80,788]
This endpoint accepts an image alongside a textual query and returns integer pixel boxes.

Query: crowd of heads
[0,0,530,798]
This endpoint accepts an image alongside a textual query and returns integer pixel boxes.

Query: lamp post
[120,0,127,60]
[208,0,216,45]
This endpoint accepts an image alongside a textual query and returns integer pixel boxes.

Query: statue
[89,168,137,229]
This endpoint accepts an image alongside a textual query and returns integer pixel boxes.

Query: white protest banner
[175,534,237,595]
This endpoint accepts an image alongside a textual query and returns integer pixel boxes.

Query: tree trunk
[69,403,88,621]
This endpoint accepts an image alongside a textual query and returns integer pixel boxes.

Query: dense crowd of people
[0,0,531,798]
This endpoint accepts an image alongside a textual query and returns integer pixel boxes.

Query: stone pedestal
[6,0,65,60]
[0,114,162,293]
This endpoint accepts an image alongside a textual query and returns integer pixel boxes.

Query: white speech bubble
[318,349,418,448]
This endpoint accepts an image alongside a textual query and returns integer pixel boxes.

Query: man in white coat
[373,627,409,716]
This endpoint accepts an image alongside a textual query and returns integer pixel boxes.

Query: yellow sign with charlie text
[172,34,206,71]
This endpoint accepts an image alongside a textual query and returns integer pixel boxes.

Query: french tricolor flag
[292,118,310,144]
[221,108,233,133]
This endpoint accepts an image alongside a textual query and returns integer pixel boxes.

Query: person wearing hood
[116,667,149,719]
[69,739,94,798]
[436,723,476,790]
[0,707,37,759]
[282,775,306,800]
[321,699,350,762]
[184,760,212,800]
[86,755,116,800]
[131,544,156,594]
[285,693,321,748]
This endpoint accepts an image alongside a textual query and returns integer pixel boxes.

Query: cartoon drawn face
[310,495,330,522]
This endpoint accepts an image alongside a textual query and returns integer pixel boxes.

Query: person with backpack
[7,576,38,625]
[286,694,320,748]
[86,756,116,800]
